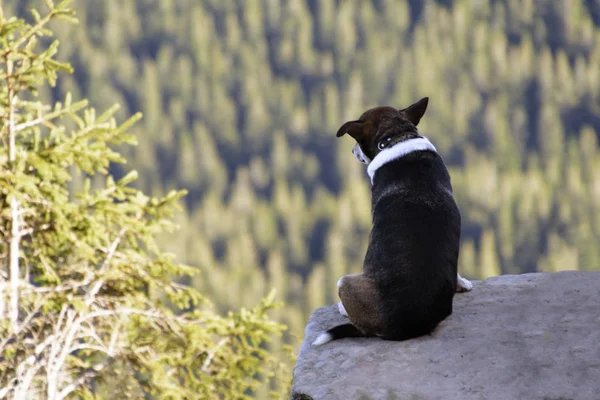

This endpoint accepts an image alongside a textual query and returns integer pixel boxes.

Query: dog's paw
[338,301,349,317]
[456,274,473,292]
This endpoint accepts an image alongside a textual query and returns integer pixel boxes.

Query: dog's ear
[399,97,429,126]
[336,120,365,139]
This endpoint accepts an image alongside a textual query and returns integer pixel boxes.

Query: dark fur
[326,97,460,342]
[366,150,460,339]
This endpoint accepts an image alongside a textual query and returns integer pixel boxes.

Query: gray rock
[290,271,600,400]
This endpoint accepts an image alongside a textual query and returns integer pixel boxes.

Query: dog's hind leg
[337,274,382,335]
[456,273,473,292]
[312,274,382,346]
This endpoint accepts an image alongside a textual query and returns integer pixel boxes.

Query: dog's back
[365,150,460,340]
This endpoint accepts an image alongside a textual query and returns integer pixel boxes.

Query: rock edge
[291,271,600,400]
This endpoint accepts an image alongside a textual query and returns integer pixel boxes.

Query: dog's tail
[311,323,365,346]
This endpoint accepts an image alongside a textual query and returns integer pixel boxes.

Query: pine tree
[0,4,288,398]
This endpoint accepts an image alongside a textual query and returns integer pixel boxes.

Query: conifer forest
[2,0,600,398]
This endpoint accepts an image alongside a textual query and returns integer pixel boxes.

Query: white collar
[366,137,437,183]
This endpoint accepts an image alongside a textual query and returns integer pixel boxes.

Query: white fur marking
[457,273,473,292]
[352,143,371,164]
[312,332,333,346]
[338,301,348,317]
[366,137,437,183]
[336,276,345,290]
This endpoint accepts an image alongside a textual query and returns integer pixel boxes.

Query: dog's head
[335,97,429,164]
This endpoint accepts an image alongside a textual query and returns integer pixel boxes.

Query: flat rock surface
[291,271,600,400]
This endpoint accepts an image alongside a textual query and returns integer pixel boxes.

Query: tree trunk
[7,58,20,330]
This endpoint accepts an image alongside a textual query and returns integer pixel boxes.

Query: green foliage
[2,0,600,398]
[0,3,288,399]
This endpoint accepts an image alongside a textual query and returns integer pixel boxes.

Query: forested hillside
[7,0,600,388]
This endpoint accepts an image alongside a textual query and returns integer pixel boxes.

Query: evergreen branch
[5,333,57,394]
[0,294,47,351]
[13,9,58,50]
[70,343,111,355]
[55,360,106,400]
[201,337,229,372]
[77,324,106,349]
[107,318,122,355]
[14,98,87,132]
[18,223,52,238]
[85,227,127,306]
[80,308,169,323]
[7,65,20,331]
[14,362,43,400]
[14,117,45,132]
[19,273,93,295]
[47,308,78,397]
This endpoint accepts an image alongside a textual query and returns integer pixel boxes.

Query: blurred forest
[7,0,600,387]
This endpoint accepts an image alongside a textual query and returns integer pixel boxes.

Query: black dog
[313,98,472,346]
